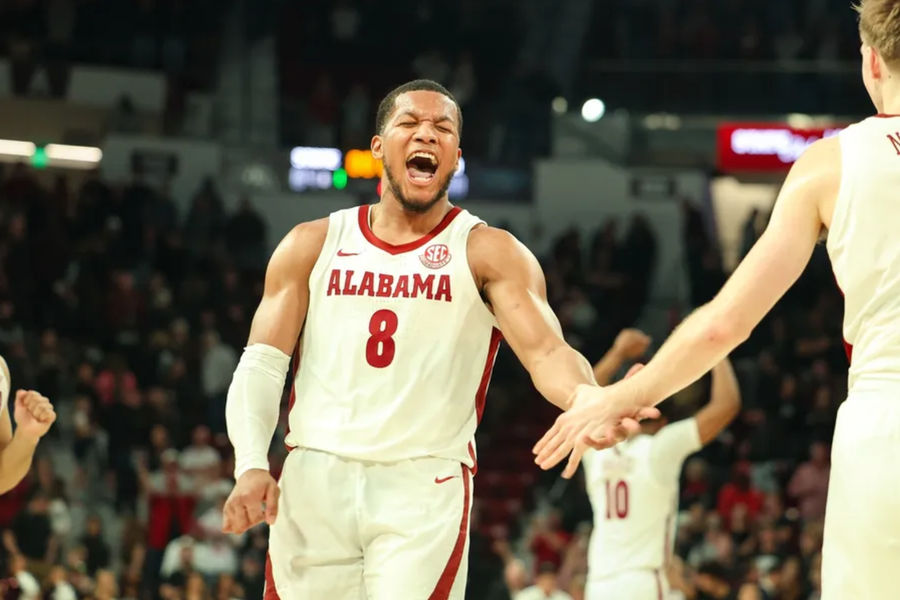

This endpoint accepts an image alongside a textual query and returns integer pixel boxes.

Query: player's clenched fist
[222,468,280,534]
[14,390,56,441]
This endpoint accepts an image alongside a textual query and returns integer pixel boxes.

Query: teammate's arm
[592,329,651,385]
[694,357,741,445]
[535,136,839,475]
[222,219,328,535]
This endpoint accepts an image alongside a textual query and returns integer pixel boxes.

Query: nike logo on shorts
[337,249,360,256]
[434,476,456,484]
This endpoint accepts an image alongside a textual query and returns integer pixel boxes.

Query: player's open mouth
[406,151,438,185]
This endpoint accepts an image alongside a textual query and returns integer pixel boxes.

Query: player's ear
[455,148,462,173]
[870,46,883,80]
[371,135,383,160]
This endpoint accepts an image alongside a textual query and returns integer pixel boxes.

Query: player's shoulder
[268,218,330,275]
[467,226,534,266]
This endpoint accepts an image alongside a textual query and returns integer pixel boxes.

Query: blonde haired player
[0,355,57,493]
[582,331,740,599]
[221,79,656,599]
[536,2,900,597]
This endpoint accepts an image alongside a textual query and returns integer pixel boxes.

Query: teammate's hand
[14,390,56,442]
[222,469,280,535]
[612,329,651,360]
[532,383,659,479]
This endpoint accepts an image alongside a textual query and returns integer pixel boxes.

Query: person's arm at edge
[534,136,838,474]
[604,138,837,411]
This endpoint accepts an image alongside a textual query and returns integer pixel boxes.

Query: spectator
[717,462,764,528]
[514,562,573,600]
[788,441,830,522]
[80,515,111,576]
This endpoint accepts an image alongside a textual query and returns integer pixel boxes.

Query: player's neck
[370,195,454,240]
[879,79,900,114]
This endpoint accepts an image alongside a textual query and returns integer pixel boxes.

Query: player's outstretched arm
[468,226,596,410]
[534,136,839,476]
[223,219,327,535]
[694,357,741,445]
[592,328,651,386]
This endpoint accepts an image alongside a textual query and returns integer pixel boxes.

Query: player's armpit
[246,218,329,354]
[468,227,596,409]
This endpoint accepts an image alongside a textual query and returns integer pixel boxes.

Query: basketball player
[0,355,57,493]
[535,2,900,596]
[583,338,740,599]
[221,79,657,599]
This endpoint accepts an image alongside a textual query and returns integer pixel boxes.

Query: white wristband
[225,343,291,480]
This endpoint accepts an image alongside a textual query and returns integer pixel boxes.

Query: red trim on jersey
[284,344,301,452]
[428,465,471,600]
[875,113,900,118]
[358,205,463,255]
[475,328,503,423]
[467,327,503,476]
[264,553,281,599]
[654,569,663,600]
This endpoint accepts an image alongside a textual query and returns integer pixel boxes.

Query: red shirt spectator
[717,462,764,529]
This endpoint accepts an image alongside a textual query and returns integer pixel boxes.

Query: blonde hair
[855,0,900,63]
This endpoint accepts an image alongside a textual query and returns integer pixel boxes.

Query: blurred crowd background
[0,0,858,599]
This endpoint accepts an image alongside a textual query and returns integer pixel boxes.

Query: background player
[221,79,656,599]
[0,355,57,493]
[535,2,900,596]
[583,333,740,599]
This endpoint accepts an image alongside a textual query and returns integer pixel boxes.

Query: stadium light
[290,146,342,171]
[581,98,606,122]
[45,143,103,164]
[0,139,37,158]
[552,97,568,115]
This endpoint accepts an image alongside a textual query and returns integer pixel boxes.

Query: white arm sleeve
[225,344,291,480]
[648,418,702,484]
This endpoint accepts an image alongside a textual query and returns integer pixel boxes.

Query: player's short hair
[855,0,900,64]
[375,79,463,138]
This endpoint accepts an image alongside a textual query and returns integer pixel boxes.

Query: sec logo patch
[420,244,451,269]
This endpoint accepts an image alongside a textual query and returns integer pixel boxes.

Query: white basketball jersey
[829,116,900,392]
[583,419,700,580]
[286,205,500,467]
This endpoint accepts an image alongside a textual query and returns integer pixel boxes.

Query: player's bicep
[246,220,327,354]
[711,140,835,335]
[477,232,565,368]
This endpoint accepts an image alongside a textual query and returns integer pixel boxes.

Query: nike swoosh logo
[434,476,456,484]
[337,250,360,256]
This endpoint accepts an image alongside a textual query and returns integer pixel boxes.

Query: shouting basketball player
[222,79,656,599]
[535,2,900,597]
[583,333,740,599]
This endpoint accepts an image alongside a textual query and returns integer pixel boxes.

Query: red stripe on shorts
[264,552,281,599]
[428,464,471,600]
[654,569,663,600]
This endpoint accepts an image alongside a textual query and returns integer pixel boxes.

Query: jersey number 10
[605,479,629,519]
[366,309,398,368]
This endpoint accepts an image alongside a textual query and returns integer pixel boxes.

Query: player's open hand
[532,383,659,479]
[222,469,280,535]
[14,390,56,441]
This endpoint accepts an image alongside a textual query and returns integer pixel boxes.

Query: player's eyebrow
[395,110,456,127]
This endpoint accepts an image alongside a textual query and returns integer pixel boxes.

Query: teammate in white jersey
[582,334,740,600]
[536,2,900,597]
[0,355,57,493]
[221,79,657,600]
